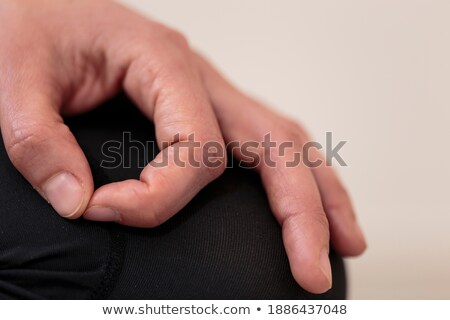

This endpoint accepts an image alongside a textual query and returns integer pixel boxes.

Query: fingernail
[84,206,119,222]
[42,172,84,218]
[320,248,333,289]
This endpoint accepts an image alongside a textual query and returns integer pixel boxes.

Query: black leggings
[0,94,346,299]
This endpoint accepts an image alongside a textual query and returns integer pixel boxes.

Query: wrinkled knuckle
[6,123,49,164]
[155,24,190,51]
[6,121,72,166]
[202,140,227,179]
[281,204,329,233]
[164,27,189,49]
[158,30,192,69]
[314,210,330,232]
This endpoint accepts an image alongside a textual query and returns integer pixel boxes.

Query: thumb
[0,91,94,219]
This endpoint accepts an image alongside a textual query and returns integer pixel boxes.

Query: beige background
[118,0,450,299]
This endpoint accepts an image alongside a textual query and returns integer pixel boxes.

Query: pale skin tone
[0,0,366,294]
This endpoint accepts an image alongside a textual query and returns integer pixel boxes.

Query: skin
[0,0,366,294]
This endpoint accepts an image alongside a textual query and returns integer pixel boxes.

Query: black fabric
[0,94,346,299]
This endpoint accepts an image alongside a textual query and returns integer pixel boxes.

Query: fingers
[196,53,367,292]
[195,55,332,293]
[84,35,226,227]
[307,147,367,256]
[0,87,94,219]
[259,146,333,293]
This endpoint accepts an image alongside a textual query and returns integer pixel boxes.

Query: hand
[0,0,366,293]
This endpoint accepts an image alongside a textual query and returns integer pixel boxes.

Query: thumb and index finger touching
[0,29,226,228]
[0,21,365,295]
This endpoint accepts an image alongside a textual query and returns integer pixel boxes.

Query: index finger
[84,45,226,227]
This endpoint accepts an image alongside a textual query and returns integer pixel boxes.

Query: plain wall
[118,0,450,299]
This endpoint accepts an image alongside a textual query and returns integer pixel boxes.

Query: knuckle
[154,27,192,71]
[6,122,49,164]
[159,26,190,49]
[6,121,70,165]
[281,201,329,231]
[132,26,192,82]
[313,209,331,231]
[201,139,227,179]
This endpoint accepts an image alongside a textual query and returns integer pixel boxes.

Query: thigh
[0,94,346,299]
